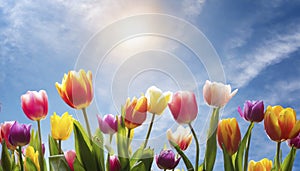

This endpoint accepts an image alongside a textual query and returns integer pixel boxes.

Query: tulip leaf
[130,146,154,171]
[235,122,254,171]
[130,146,144,167]
[131,161,146,171]
[48,135,59,156]
[204,108,219,171]
[1,141,12,171]
[73,157,86,171]
[73,120,97,171]
[117,107,130,171]
[29,129,39,152]
[25,157,38,171]
[170,141,194,171]
[281,146,296,171]
[92,128,105,171]
[48,155,71,171]
[221,144,234,171]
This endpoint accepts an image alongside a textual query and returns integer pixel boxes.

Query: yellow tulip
[145,86,172,115]
[24,146,40,171]
[264,105,300,142]
[248,158,272,171]
[51,112,73,140]
[55,69,93,109]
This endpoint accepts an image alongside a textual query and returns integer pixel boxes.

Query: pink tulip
[110,155,121,171]
[1,121,16,150]
[168,91,198,124]
[64,150,76,171]
[0,124,2,143]
[21,90,48,121]
[167,126,192,151]
[203,80,238,108]
[97,114,118,135]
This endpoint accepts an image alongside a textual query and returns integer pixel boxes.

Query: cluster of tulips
[0,69,300,171]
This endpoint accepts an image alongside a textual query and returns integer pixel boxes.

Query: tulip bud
[156,149,180,170]
[217,118,241,155]
[64,150,76,171]
[146,86,172,115]
[168,91,198,124]
[238,100,264,122]
[109,155,121,171]
[8,121,31,147]
[55,69,93,109]
[24,145,40,171]
[287,132,300,149]
[97,114,118,134]
[248,158,272,171]
[167,126,192,151]
[21,90,48,121]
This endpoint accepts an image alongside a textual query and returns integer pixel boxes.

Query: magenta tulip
[168,91,198,124]
[156,149,181,170]
[21,90,48,121]
[97,114,118,134]
[287,132,300,149]
[65,150,76,171]
[238,100,264,122]
[109,155,121,171]
[8,121,31,147]
[1,121,16,150]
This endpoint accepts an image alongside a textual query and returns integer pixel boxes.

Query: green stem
[204,107,220,171]
[243,122,254,171]
[82,108,92,140]
[189,123,199,171]
[37,120,44,171]
[143,113,156,148]
[18,146,24,171]
[276,142,281,170]
[58,140,62,154]
[127,128,131,149]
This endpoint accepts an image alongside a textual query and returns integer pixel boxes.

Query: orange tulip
[124,96,147,129]
[248,158,272,171]
[264,105,300,142]
[217,118,241,155]
[55,69,93,109]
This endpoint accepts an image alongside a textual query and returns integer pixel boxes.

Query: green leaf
[73,120,97,171]
[204,108,219,171]
[130,161,146,171]
[25,157,38,171]
[170,141,194,171]
[130,146,144,168]
[1,141,12,171]
[48,155,71,171]
[48,135,59,156]
[235,122,254,171]
[117,107,130,171]
[92,128,105,171]
[222,144,234,171]
[281,146,296,171]
[73,157,86,171]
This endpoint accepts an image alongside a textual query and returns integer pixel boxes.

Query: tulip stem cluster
[144,113,156,148]
[82,108,92,140]
[188,123,199,171]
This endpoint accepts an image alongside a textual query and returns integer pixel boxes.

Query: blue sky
[1,0,300,170]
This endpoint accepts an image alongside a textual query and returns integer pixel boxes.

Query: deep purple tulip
[238,100,264,122]
[97,114,118,134]
[8,121,31,147]
[155,149,180,170]
[109,155,121,171]
[287,132,300,149]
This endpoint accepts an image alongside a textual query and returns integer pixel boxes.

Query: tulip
[217,118,241,155]
[287,132,300,149]
[1,121,16,150]
[109,155,121,171]
[167,126,192,151]
[203,80,238,108]
[55,69,93,109]
[155,149,180,170]
[97,114,118,134]
[51,112,73,141]
[21,90,48,121]
[145,86,172,115]
[64,150,76,171]
[24,145,40,171]
[8,121,31,147]
[238,100,264,122]
[124,96,147,129]
[168,91,198,124]
[248,158,272,171]
[0,124,2,143]
[264,105,300,142]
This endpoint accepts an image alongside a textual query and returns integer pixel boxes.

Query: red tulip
[64,150,76,171]
[1,121,16,150]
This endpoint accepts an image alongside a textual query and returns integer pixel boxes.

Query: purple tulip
[97,114,118,134]
[8,121,31,147]
[238,100,264,122]
[109,155,121,171]
[287,132,300,149]
[155,149,181,170]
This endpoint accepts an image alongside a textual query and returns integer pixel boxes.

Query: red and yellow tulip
[124,96,147,129]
